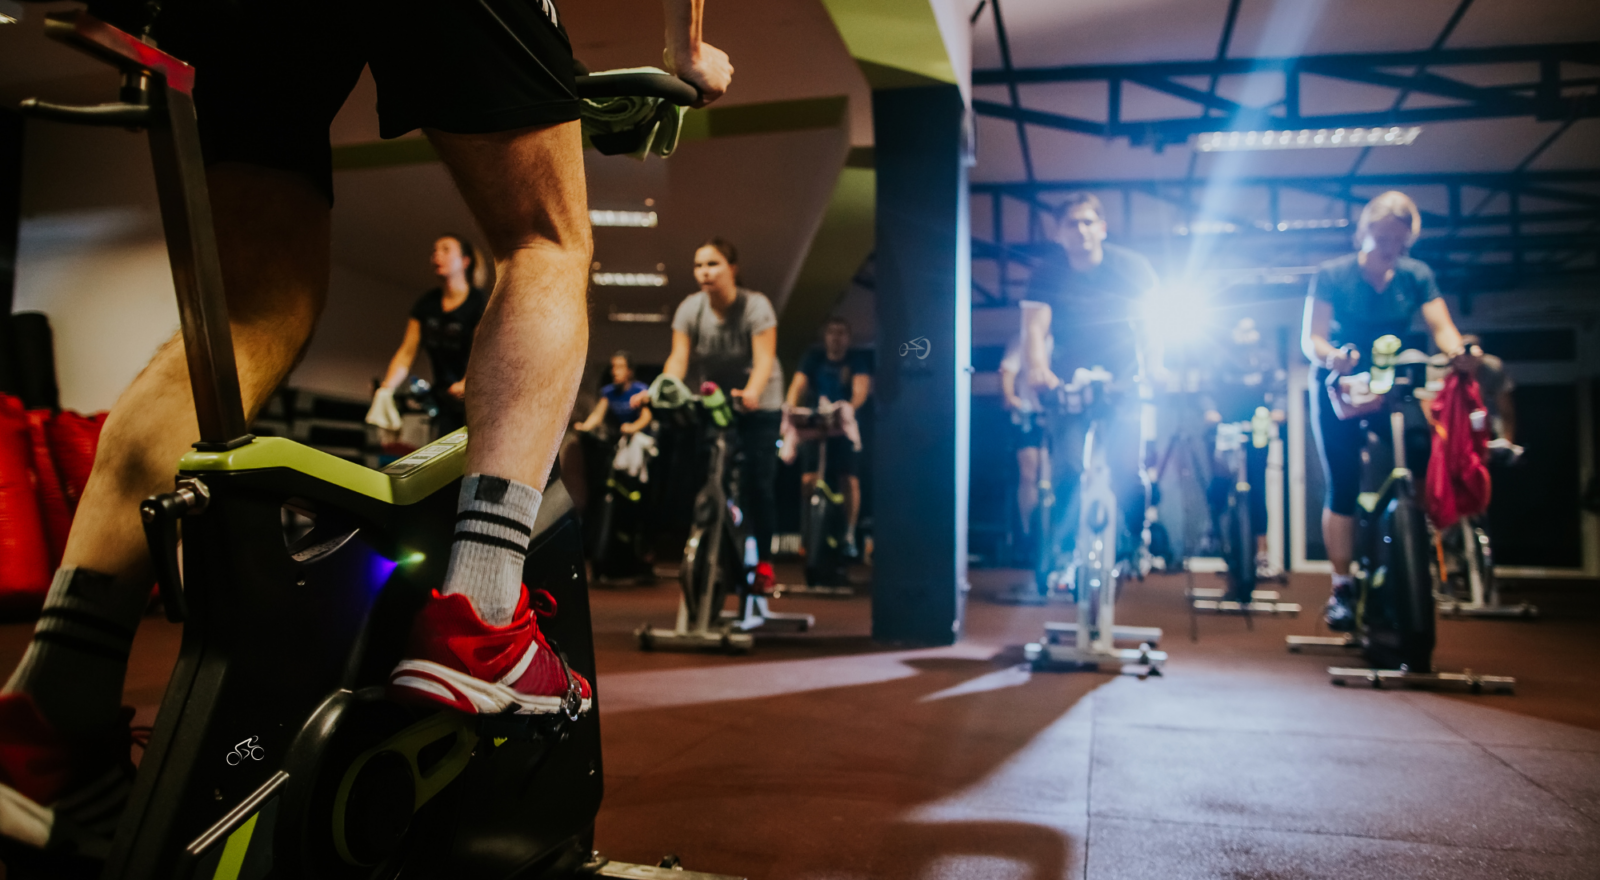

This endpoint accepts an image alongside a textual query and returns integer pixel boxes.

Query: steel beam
[973,42,1600,147]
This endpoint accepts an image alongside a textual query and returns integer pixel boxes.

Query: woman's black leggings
[735,410,782,561]
[1310,367,1365,517]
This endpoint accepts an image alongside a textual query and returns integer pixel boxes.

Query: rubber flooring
[0,566,1596,878]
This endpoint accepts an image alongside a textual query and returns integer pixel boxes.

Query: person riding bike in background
[377,234,490,436]
[0,0,731,854]
[575,350,653,438]
[785,316,872,559]
[633,239,784,593]
[1201,317,1287,578]
[1000,327,1051,565]
[1302,190,1478,632]
[1019,192,1160,577]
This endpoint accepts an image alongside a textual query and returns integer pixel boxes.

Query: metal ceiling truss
[971,43,1600,150]
[969,171,1600,308]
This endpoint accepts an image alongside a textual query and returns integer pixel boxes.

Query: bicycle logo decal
[899,337,931,360]
[225,736,265,766]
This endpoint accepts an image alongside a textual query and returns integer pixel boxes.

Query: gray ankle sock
[3,568,148,736]
[441,474,542,626]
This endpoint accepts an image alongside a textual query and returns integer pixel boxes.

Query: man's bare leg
[420,121,591,626]
[4,165,330,735]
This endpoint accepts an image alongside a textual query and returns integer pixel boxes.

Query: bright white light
[0,1,20,25]
[1194,126,1421,152]
[1173,218,1347,236]
[589,210,658,228]
[591,272,668,287]
[1141,282,1212,346]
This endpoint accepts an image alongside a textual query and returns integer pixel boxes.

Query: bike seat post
[37,12,252,449]
[146,74,251,449]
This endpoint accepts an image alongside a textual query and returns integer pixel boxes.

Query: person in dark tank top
[379,234,489,436]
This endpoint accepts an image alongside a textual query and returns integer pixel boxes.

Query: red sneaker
[388,587,592,717]
[753,561,776,595]
[0,693,139,856]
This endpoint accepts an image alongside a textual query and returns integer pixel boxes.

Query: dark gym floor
[1,566,1596,879]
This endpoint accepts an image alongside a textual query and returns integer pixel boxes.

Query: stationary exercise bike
[1433,425,1535,619]
[789,401,855,591]
[577,423,655,585]
[1286,337,1514,693]
[1186,410,1300,624]
[7,11,739,879]
[636,376,812,652]
[1024,369,1166,674]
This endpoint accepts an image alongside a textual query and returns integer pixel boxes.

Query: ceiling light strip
[1195,126,1421,152]
[589,210,658,228]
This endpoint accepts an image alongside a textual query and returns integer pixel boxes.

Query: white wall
[13,116,427,411]
[13,210,176,413]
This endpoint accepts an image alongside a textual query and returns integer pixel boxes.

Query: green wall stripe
[778,165,877,367]
[820,0,957,87]
[210,812,257,880]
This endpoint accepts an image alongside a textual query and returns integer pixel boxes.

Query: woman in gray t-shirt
[634,238,784,587]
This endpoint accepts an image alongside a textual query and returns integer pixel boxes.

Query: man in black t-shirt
[786,317,872,557]
[1019,193,1160,573]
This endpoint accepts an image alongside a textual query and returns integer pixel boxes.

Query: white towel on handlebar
[612,432,657,481]
[365,387,402,432]
[779,399,863,466]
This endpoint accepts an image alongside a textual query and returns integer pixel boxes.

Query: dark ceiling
[965,0,1600,299]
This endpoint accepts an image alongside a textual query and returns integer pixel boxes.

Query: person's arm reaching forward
[662,0,733,107]
[382,319,422,390]
[850,372,872,410]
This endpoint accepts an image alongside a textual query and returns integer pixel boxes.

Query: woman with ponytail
[380,234,491,435]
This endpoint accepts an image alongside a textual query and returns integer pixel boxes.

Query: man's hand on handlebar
[448,379,466,400]
[1325,346,1360,376]
[666,42,732,108]
[629,389,651,409]
[1026,367,1061,391]
[1450,344,1484,375]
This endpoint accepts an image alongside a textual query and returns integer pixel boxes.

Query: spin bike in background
[636,376,813,652]
[1024,369,1166,675]
[1433,394,1535,619]
[6,13,739,879]
[788,401,856,592]
[1287,337,1514,693]
[576,423,655,585]
[1186,409,1300,626]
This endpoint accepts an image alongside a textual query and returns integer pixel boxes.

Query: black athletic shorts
[799,436,857,478]
[120,0,581,204]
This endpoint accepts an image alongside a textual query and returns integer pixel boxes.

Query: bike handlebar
[574,73,700,107]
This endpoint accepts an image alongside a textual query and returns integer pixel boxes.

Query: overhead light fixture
[589,210,658,228]
[607,306,670,324]
[0,0,22,25]
[1175,218,1350,236]
[591,271,668,287]
[1194,126,1421,152]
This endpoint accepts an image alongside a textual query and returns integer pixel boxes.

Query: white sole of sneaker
[390,660,592,716]
[0,782,51,849]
